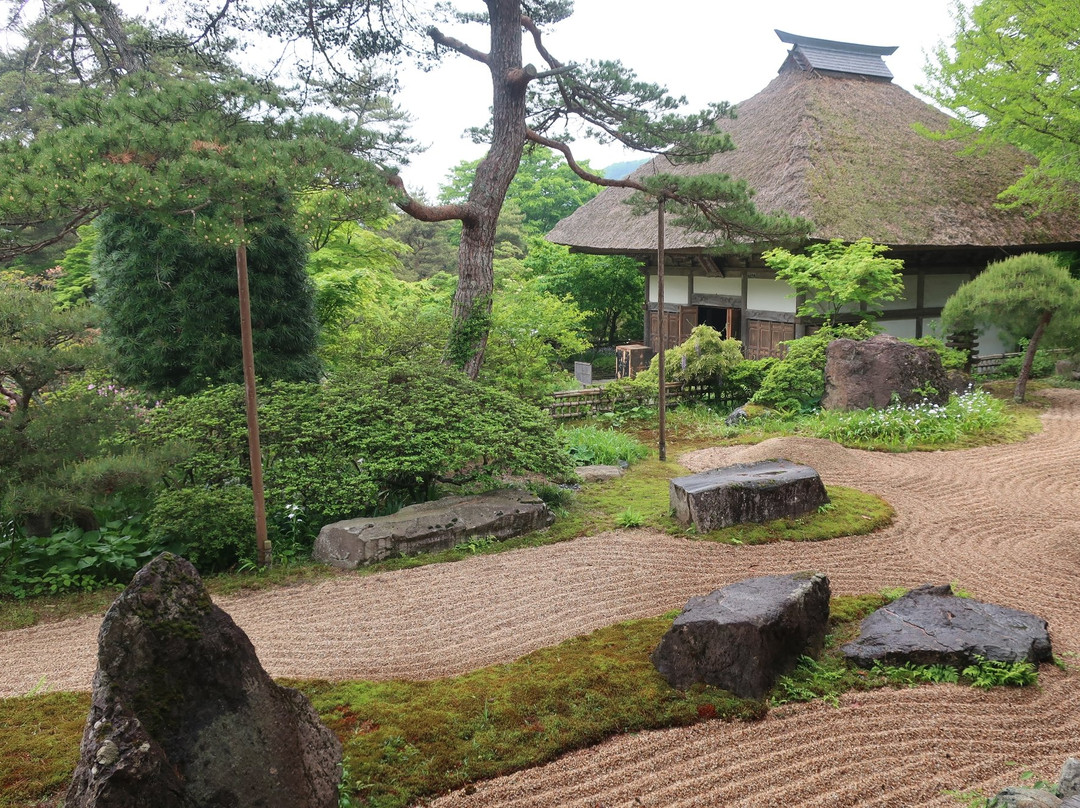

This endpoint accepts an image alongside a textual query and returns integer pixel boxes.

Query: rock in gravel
[991,787,1062,808]
[314,489,553,568]
[842,583,1053,669]
[822,333,950,411]
[651,572,831,698]
[669,459,829,532]
[1060,758,1080,798]
[66,552,341,808]
[575,464,625,482]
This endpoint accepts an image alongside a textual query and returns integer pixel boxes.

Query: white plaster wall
[923,318,1013,356]
[881,275,918,311]
[747,278,795,313]
[694,276,743,297]
[878,319,917,339]
[977,326,1013,356]
[648,274,689,306]
[924,274,970,307]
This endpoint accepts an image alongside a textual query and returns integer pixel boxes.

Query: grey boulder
[842,583,1052,668]
[66,553,341,808]
[669,459,829,532]
[651,572,831,699]
[314,489,553,568]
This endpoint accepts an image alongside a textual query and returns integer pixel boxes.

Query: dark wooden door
[746,320,794,359]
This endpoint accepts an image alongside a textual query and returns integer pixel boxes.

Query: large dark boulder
[314,489,553,568]
[651,572,831,698]
[66,553,341,808]
[822,334,951,411]
[669,459,829,532]
[842,583,1053,669]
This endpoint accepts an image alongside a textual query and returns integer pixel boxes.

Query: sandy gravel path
[4,389,1080,806]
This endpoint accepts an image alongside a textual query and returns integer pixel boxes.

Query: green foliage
[0,279,163,529]
[992,342,1058,380]
[93,211,322,395]
[663,326,744,388]
[814,390,1010,448]
[942,253,1080,401]
[942,254,1080,347]
[615,507,645,528]
[0,272,99,416]
[961,657,1039,689]
[440,147,602,236]
[559,425,649,467]
[0,513,160,597]
[751,323,877,410]
[53,225,97,308]
[723,358,778,402]
[303,219,408,337]
[628,173,811,252]
[763,238,905,325]
[147,486,256,573]
[924,0,1080,212]
[0,73,390,261]
[524,238,644,346]
[380,212,459,281]
[871,657,1037,689]
[611,326,744,397]
[480,264,591,400]
[140,367,575,541]
[904,336,968,371]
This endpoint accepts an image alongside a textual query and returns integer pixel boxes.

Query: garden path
[4,389,1080,806]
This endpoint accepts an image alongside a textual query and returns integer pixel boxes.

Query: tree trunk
[448,0,528,379]
[1015,310,1053,403]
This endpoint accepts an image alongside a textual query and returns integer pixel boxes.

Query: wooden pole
[657,198,667,462]
[234,228,270,567]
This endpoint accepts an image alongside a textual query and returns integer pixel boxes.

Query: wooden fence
[971,348,1068,376]
[550,382,740,420]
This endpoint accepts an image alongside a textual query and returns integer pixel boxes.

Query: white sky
[395,0,961,197]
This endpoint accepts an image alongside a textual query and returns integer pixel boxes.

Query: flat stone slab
[669,459,829,532]
[842,583,1053,669]
[651,572,831,699]
[314,490,553,569]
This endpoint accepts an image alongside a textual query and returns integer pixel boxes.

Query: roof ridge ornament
[774,29,897,80]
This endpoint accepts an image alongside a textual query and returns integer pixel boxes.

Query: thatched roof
[548,50,1080,255]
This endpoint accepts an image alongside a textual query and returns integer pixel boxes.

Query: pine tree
[93,211,321,395]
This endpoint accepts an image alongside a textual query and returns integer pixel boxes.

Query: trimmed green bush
[147,486,256,572]
[139,364,576,541]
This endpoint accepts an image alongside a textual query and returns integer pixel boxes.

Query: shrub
[903,336,968,371]
[139,365,576,535]
[559,425,649,467]
[752,323,877,411]
[723,358,777,403]
[147,486,256,573]
[993,342,1058,380]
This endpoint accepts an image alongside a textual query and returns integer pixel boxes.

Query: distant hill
[601,159,648,180]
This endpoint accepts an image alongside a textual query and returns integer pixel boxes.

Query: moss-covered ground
[0,592,962,808]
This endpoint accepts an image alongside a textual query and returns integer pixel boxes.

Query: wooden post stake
[657,198,667,462]
[234,228,270,567]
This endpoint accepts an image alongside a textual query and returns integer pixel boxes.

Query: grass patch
[559,424,649,466]
[3,592,1044,808]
